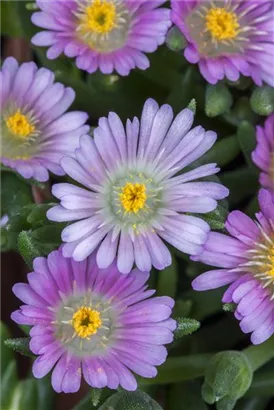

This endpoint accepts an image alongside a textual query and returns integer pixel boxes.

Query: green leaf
[223,303,236,313]
[4,337,34,358]
[202,351,253,406]
[1,361,18,409]
[26,203,56,226]
[0,322,13,377]
[9,379,39,410]
[0,360,18,410]
[1,1,24,37]
[98,390,164,410]
[174,318,201,339]
[17,231,42,269]
[250,86,274,116]
[220,168,259,206]
[17,224,64,268]
[236,122,256,169]
[198,204,228,231]
[36,376,56,410]
[157,258,177,298]
[91,389,103,407]
[202,135,240,168]
[1,173,33,217]
[141,354,213,385]
[205,84,233,117]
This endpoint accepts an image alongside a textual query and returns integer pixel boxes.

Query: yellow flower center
[206,7,240,41]
[72,306,102,339]
[5,110,35,139]
[84,0,117,34]
[268,246,274,277]
[120,183,147,213]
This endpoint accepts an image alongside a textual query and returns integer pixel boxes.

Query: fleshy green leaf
[201,135,240,168]
[175,318,201,339]
[198,204,228,231]
[205,84,233,117]
[4,337,34,358]
[0,322,13,377]
[9,379,39,410]
[236,122,256,169]
[1,173,33,217]
[17,231,42,269]
[157,258,177,298]
[250,86,274,116]
[1,361,18,409]
[98,390,164,410]
[223,303,236,313]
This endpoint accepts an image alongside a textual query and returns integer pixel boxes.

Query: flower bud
[250,86,274,116]
[205,84,233,117]
[202,351,253,410]
[166,26,187,52]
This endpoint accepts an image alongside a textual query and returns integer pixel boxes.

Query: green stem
[244,336,274,371]
[140,354,213,385]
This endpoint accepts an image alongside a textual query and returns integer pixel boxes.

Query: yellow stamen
[83,0,117,34]
[6,110,35,139]
[268,246,274,277]
[206,7,240,41]
[120,183,147,213]
[72,306,102,339]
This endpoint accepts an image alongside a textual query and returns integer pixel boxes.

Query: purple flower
[31,0,171,76]
[1,57,89,182]
[192,189,274,345]
[171,0,274,86]
[252,113,274,194]
[47,98,229,273]
[11,249,176,393]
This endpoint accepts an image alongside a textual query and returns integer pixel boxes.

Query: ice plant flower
[31,0,171,76]
[192,189,274,345]
[11,249,176,393]
[171,0,274,86]
[47,98,229,273]
[0,57,89,181]
[252,113,274,194]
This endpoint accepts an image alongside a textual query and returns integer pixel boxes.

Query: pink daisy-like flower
[252,113,274,194]
[11,249,176,393]
[171,0,274,86]
[0,57,89,182]
[192,189,274,345]
[47,98,229,274]
[31,0,171,76]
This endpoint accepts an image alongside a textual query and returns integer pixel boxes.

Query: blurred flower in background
[252,113,274,194]
[171,0,274,86]
[192,189,274,345]
[47,98,228,273]
[31,0,171,75]
[0,57,89,181]
[11,249,175,393]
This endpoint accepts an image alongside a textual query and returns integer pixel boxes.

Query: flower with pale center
[1,57,89,181]
[47,98,229,274]
[192,189,274,345]
[171,0,274,86]
[31,0,171,75]
[252,113,274,195]
[11,249,176,393]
